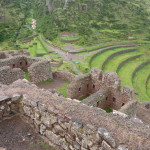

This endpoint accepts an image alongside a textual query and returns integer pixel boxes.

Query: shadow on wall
[68,68,135,111]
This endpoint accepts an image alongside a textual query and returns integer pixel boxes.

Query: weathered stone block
[98,128,116,148]
[101,141,112,150]
[45,130,61,145]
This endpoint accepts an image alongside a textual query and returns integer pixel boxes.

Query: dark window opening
[20,62,22,66]
[12,64,15,68]
[26,61,28,65]
[97,101,99,107]
[113,97,116,102]
[106,97,108,100]
[79,87,81,92]
[93,85,95,89]
[145,104,150,109]
[122,103,125,106]
[87,84,89,89]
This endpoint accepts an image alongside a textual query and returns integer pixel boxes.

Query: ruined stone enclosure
[0,52,150,150]
[0,50,53,84]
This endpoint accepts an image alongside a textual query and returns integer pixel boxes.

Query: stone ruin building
[0,50,53,84]
[0,50,150,150]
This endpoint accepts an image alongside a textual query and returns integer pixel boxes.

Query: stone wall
[68,69,135,110]
[28,60,53,83]
[53,71,76,82]
[101,49,136,70]
[0,80,149,150]
[0,55,53,84]
[131,61,150,85]
[0,50,29,59]
[0,52,6,59]
[116,55,142,73]
[0,94,21,120]
[0,55,44,71]
[67,74,93,99]
[0,66,24,85]
[81,89,110,108]
[70,44,136,54]
[119,100,138,118]
[136,102,150,125]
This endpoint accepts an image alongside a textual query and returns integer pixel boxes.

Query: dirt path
[0,116,55,150]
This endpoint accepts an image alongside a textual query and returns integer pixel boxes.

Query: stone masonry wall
[0,94,21,120]
[0,55,45,71]
[53,71,76,82]
[81,89,110,108]
[0,66,24,85]
[0,55,53,84]
[28,60,53,83]
[68,68,135,110]
[0,80,149,150]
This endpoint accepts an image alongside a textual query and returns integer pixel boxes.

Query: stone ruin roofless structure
[0,50,150,150]
[0,50,53,84]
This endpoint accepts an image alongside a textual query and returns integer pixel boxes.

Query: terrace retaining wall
[131,61,150,85]
[116,55,142,73]
[70,44,137,54]
[101,49,136,70]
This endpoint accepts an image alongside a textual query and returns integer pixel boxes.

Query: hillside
[1,0,150,46]
[33,0,150,45]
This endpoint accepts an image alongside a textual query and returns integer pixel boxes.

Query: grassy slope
[133,64,150,101]
[117,57,145,87]
[90,47,135,68]
[147,80,150,98]
[56,83,69,97]
[103,51,140,72]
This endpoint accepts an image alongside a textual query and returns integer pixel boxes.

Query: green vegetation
[59,34,79,41]
[25,71,30,81]
[38,79,53,85]
[90,47,135,68]
[2,0,150,47]
[56,83,69,97]
[103,51,140,72]
[75,44,150,101]
[118,58,145,87]
[147,80,150,98]
[79,96,88,101]
[1,0,150,102]
[104,107,112,113]
[133,64,150,101]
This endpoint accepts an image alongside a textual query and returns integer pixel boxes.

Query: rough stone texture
[81,89,109,108]
[0,52,6,59]
[28,60,53,83]
[0,94,21,120]
[0,66,24,85]
[68,68,135,111]
[52,70,76,82]
[119,100,138,117]
[0,80,149,150]
[0,54,53,84]
[68,73,93,99]
[136,102,150,125]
